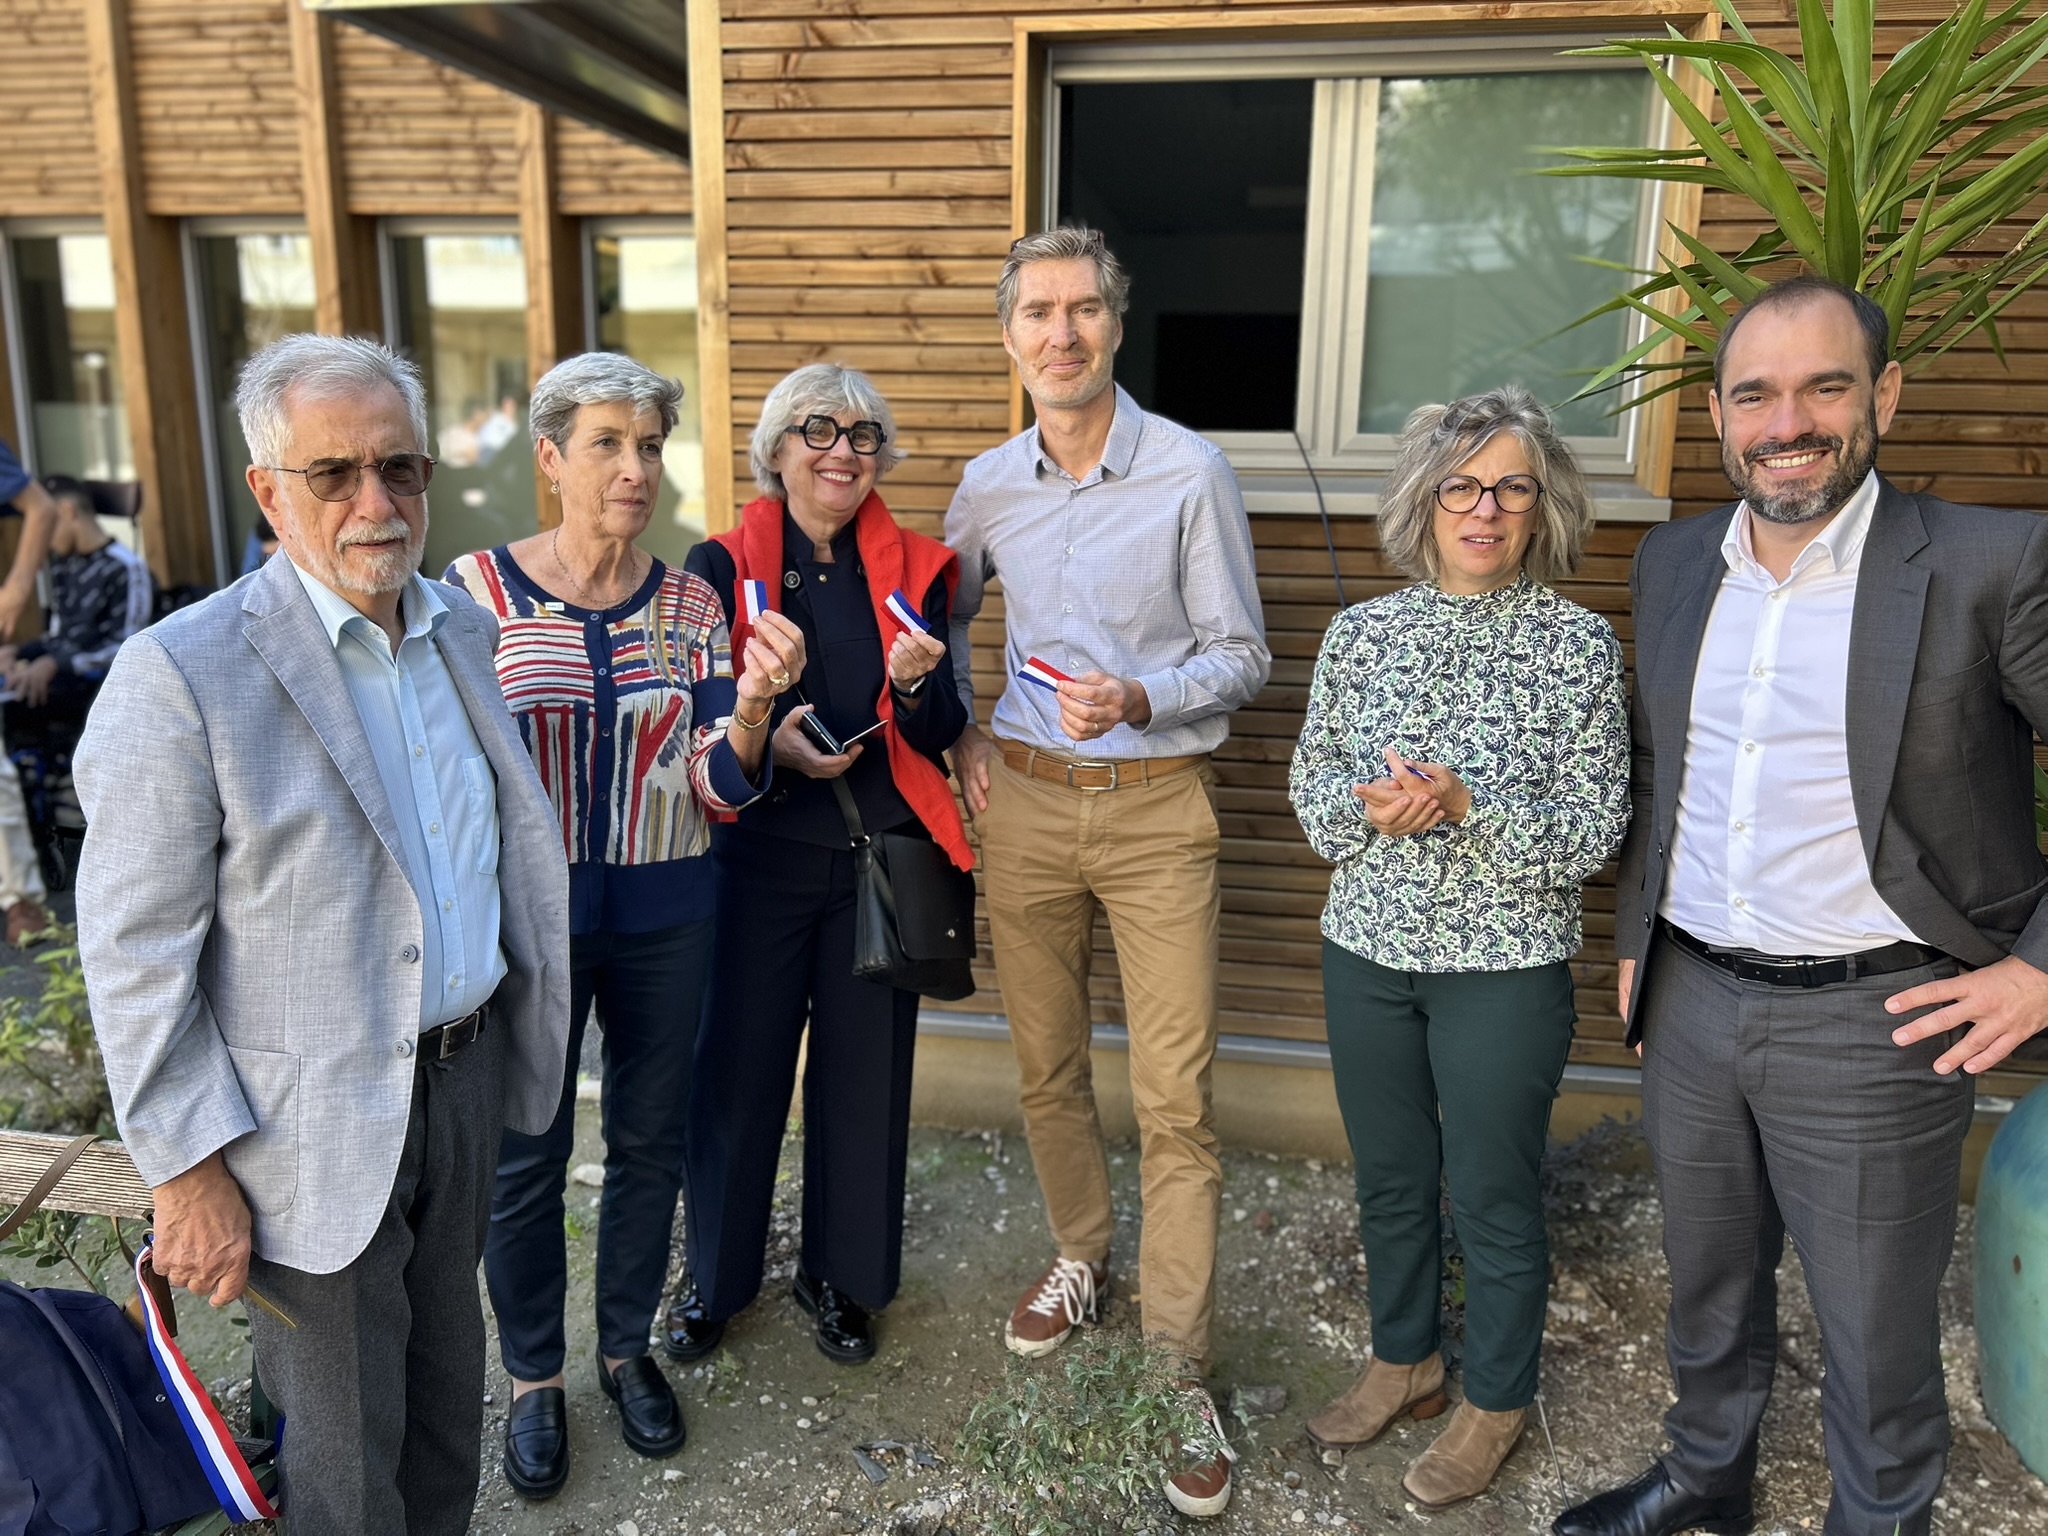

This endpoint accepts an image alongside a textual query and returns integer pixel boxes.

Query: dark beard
[1722,412,1878,525]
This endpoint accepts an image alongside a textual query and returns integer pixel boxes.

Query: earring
[549,482,560,495]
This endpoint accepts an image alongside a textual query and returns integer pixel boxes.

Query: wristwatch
[892,672,929,696]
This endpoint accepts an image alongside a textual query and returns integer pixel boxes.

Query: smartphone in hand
[798,712,846,756]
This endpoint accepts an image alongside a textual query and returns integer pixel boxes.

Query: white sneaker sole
[1164,1476,1231,1518]
[1003,1320,1073,1358]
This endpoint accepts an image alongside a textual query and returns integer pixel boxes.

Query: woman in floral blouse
[1290,385,1629,1509]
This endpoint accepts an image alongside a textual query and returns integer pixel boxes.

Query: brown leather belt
[419,1004,488,1061]
[999,740,1205,791]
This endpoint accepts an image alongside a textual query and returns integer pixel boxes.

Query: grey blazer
[1615,478,2048,1040]
[74,554,570,1274]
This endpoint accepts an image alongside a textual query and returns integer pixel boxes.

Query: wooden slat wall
[130,0,299,215]
[712,0,2048,1094]
[332,23,521,215]
[555,118,694,216]
[0,0,98,216]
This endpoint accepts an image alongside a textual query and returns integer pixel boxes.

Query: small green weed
[955,1328,1225,1534]
[0,927,111,1134]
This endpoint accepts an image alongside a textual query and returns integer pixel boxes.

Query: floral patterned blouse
[1288,575,1630,973]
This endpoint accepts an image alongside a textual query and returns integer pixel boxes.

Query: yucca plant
[1546,0,2048,409]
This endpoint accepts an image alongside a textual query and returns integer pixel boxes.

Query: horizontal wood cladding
[553,116,693,217]
[332,23,520,214]
[129,0,300,215]
[0,0,99,216]
[710,0,2048,1082]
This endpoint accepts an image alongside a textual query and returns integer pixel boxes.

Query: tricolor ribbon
[884,588,930,634]
[1016,656,1073,691]
[740,579,770,626]
[134,1244,280,1522]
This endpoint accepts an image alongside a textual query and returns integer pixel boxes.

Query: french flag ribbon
[1016,656,1073,691]
[884,588,930,634]
[740,579,770,626]
[134,1244,280,1522]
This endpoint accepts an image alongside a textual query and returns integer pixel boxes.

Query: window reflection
[9,234,133,481]
[192,233,316,577]
[592,232,704,561]
[389,233,535,576]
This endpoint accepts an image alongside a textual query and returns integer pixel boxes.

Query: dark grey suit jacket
[1615,477,2048,1040]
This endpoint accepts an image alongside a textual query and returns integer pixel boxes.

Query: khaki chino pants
[977,748,1223,1365]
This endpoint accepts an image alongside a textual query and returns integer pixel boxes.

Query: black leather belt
[419,1005,487,1061]
[1661,920,1946,988]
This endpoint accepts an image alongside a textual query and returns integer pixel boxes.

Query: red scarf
[715,493,973,871]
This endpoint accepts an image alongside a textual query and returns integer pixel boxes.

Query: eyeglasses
[261,453,435,502]
[1435,474,1543,515]
[785,416,887,455]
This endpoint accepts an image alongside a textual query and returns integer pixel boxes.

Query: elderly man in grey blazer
[75,333,569,1536]
[1555,276,2048,1536]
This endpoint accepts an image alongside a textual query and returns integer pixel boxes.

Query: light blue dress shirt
[291,560,508,1029]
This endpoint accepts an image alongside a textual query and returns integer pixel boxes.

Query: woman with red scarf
[668,364,970,1365]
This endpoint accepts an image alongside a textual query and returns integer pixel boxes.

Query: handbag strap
[0,1132,101,1244]
[829,775,871,848]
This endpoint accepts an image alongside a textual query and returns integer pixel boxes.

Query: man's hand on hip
[951,723,994,818]
[150,1150,253,1306]
[1056,673,1150,742]
[1886,953,2048,1075]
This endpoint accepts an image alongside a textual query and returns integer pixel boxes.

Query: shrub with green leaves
[0,926,111,1134]
[955,1328,1228,1535]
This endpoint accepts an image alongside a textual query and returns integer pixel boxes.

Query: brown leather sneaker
[1305,1350,1447,1450]
[5,898,50,949]
[1163,1384,1236,1518]
[1003,1255,1106,1358]
[1401,1400,1525,1508]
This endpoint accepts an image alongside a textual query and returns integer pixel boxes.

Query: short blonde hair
[1377,386,1595,586]
[749,364,906,499]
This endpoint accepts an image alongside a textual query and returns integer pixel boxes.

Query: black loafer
[661,1281,726,1363]
[1553,1463,1754,1536]
[502,1386,569,1500]
[597,1350,687,1458]
[792,1268,875,1364]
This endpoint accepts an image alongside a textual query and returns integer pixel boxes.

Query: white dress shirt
[1661,472,1921,954]
[292,561,509,1026]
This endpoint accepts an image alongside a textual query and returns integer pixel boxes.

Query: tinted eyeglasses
[786,415,887,455]
[262,453,435,502]
[1435,474,1543,515]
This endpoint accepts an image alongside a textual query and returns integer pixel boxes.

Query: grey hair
[996,226,1132,329]
[529,350,684,449]
[1377,385,1595,587]
[236,333,427,467]
[749,363,906,499]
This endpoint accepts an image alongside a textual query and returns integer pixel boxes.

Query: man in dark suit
[1554,275,2048,1536]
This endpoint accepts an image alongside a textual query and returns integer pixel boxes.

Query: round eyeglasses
[261,453,435,502]
[1435,474,1543,515]
[785,415,887,455]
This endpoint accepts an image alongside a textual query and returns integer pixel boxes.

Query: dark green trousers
[1322,940,1575,1410]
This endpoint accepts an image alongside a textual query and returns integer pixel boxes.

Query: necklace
[550,527,647,610]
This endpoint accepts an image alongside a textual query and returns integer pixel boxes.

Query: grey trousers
[1639,930,1972,1536]
[246,1025,505,1536]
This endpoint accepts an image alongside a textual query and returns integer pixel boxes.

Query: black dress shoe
[1553,1463,1754,1536]
[598,1350,687,1458]
[661,1281,726,1363]
[792,1269,875,1363]
[502,1387,569,1500]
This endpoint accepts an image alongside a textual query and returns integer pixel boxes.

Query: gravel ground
[8,1056,2045,1535]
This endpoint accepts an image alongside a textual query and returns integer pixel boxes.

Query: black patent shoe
[502,1387,569,1500]
[792,1268,876,1363]
[1552,1463,1754,1536]
[661,1281,726,1362]
[598,1349,687,1458]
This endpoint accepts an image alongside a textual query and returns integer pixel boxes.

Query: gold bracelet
[732,701,771,732]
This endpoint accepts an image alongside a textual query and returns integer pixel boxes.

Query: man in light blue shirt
[290,562,507,1030]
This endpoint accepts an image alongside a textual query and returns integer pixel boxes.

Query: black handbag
[830,776,977,1001]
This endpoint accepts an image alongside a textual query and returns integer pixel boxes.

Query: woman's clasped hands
[1353,746,1472,837]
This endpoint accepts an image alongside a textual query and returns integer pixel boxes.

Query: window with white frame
[1049,37,1669,514]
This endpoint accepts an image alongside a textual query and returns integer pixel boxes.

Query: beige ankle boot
[1400,1400,1526,1508]
[1305,1352,1447,1450]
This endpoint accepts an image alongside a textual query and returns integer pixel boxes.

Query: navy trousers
[485,917,713,1378]
[685,827,920,1320]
